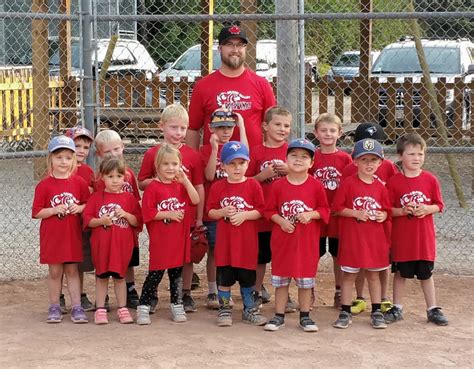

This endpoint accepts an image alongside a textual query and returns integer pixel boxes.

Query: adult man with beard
[186,23,276,150]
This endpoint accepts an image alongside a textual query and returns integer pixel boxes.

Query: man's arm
[185,129,201,150]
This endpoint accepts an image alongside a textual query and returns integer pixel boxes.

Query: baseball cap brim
[210,121,236,128]
[352,151,384,159]
[222,153,249,164]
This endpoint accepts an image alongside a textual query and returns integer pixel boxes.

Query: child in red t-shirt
[200,109,247,310]
[332,138,391,330]
[138,103,204,314]
[384,133,448,326]
[136,144,200,325]
[83,157,142,325]
[246,106,292,310]
[207,141,266,327]
[32,135,90,324]
[310,113,352,310]
[263,139,329,333]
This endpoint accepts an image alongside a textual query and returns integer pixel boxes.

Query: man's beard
[221,53,245,69]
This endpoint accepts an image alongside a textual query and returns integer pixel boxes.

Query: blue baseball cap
[220,141,249,164]
[287,138,316,157]
[352,138,384,159]
[48,135,76,153]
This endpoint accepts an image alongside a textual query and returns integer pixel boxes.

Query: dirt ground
[0,272,472,368]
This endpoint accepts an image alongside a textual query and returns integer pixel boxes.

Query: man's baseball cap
[48,135,76,153]
[287,138,316,158]
[354,122,386,142]
[220,141,249,164]
[352,138,384,159]
[65,126,94,141]
[218,24,249,45]
[210,110,238,128]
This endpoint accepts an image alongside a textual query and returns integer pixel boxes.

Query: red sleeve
[247,150,258,177]
[127,169,141,201]
[431,174,444,212]
[332,178,349,212]
[138,147,156,182]
[191,151,204,186]
[130,196,143,231]
[82,193,98,230]
[79,177,91,203]
[206,181,221,215]
[32,180,47,218]
[188,80,205,131]
[141,183,159,224]
[380,185,392,218]
[251,179,265,215]
[264,182,279,221]
[314,180,330,224]
[386,177,400,207]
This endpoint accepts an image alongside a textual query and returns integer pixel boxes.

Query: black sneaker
[264,315,285,331]
[333,311,352,329]
[127,289,139,310]
[59,294,68,314]
[252,290,263,309]
[183,293,197,313]
[427,307,448,326]
[261,285,271,304]
[191,273,200,290]
[371,310,388,329]
[299,316,319,332]
[81,293,95,312]
[384,306,403,324]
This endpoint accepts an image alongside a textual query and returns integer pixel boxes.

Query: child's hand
[374,210,387,223]
[261,163,276,180]
[413,204,428,218]
[229,211,247,226]
[168,210,185,222]
[54,204,69,217]
[68,203,81,215]
[280,219,295,233]
[296,212,313,224]
[354,209,369,222]
[403,202,417,217]
[221,206,236,218]
[114,208,128,219]
[101,214,113,227]
[235,112,244,128]
[174,168,188,184]
[273,162,289,176]
[210,133,219,151]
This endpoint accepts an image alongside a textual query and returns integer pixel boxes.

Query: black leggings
[139,267,183,305]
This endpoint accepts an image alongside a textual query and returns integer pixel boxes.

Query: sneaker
[371,310,387,329]
[261,285,271,304]
[150,295,159,314]
[191,272,200,290]
[381,299,393,314]
[46,304,63,323]
[170,303,187,322]
[350,298,367,315]
[217,306,232,327]
[300,316,319,332]
[94,308,108,325]
[183,294,197,313]
[206,293,220,310]
[333,291,342,309]
[285,296,298,313]
[333,311,352,329]
[242,308,267,326]
[70,305,88,324]
[384,306,404,324]
[136,305,151,325]
[126,289,139,310]
[81,293,95,312]
[59,294,67,314]
[264,315,285,331]
[427,307,448,326]
[252,291,263,310]
[117,307,134,324]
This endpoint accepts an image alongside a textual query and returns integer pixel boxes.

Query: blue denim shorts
[203,220,217,248]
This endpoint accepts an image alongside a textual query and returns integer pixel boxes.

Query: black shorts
[257,232,272,264]
[217,266,256,288]
[78,230,94,273]
[128,247,140,267]
[392,260,434,280]
[319,237,339,257]
[97,271,123,279]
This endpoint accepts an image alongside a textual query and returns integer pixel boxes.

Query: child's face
[160,117,188,146]
[51,149,75,176]
[400,144,425,172]
[223,158,249,182]
[314,122,342,148]
[264,114,291,144]
[157,153,181,182]
[210,126,235,144]
[286,148,313,174]
[97,140,124,159]
[102,169,125,193]
[74,137,91,163]
[354,154,382,177]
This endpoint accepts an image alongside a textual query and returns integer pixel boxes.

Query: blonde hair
[98,157,126,176]
[154,144,182,174]
[46,148,77,176]
[94,130,122,152]
[314,113,342,130]
[160,103,189,125]
[264,105,292,123]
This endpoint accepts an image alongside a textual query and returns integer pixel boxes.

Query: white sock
[427,305,439,311]
[208,281,217,294]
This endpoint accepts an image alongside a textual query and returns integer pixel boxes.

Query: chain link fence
[0,1,472,280]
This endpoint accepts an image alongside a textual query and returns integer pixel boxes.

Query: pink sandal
[117,307,133,324]
[94,308,108,325]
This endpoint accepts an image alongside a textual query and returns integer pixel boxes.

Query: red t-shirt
[206,178,265,270]
[32,175,90,264]
[142,180,192,270]
[342,158,398,185]
[311,149,352,237]
[246,143,288,232]
[387,171,444,262]
[332,174,391,269]
[93,168,141,201]
[75,163,94,189]
[265,176,330,278]
[83,191,142,277]
[188,69,276,148]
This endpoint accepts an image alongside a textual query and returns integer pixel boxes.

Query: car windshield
[173,49,221,70]
[371,46,461,74]
[49,43,82,69]
[334,53,359,67]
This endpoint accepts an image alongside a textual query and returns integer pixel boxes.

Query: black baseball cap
[218,24,249,45]
[354,122,386,142]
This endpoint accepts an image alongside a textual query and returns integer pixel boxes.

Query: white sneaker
[136,305,151,325]
[170,303,187,323]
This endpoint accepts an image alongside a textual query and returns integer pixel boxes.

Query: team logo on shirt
[400,191,430,207]
[217,90,251,111]
[220,196,253,211]
[260,159,285,183]
[157,198,186,212]
[353,196,381,221]
[313,166,342,191]
[280,200,313,224]
[122,182,133,193]
[50,192,78,215]
[99,203,129,228]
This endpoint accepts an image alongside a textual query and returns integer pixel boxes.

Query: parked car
[327,50,380,82]
[371,37,473,129]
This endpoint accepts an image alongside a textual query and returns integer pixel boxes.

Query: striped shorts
[271,275,315,289]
